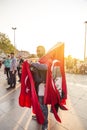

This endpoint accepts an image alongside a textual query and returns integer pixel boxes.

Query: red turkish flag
[39,42,67,100]
[39,42,67,122]
[19,61,44,124]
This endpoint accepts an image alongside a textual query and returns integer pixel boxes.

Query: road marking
[24,113,32,129]
[13,109,29,130]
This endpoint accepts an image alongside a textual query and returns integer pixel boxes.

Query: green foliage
[0,32,16,54]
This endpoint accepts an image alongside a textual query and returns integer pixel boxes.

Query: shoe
[18,80,20,82]
[12,84,16,88]
[6,86,12,90]
[42,128,48,130]
[32,115,37,120]
[12,85,16,88]
[42,125,48,130]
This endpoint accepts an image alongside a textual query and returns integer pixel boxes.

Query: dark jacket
[30,62,47,94]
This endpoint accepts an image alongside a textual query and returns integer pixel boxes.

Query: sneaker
[42,128,48,130]
[42,126,48,130]
[32,115,37,120]
[6,86,12,90]
[18,79,20,82]
[12,85,16,88]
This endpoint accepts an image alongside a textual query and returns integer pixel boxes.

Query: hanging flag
[39,42,67,122]
[39,42,67,101]
[19,61,44,124]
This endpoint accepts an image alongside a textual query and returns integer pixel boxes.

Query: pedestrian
[0,60,2,68]
[17,55,24,82]
[19,43,67,130]
[19,43,67,129]
[4,55,11,84]
[7,52,17,89]
[30,45,48,130]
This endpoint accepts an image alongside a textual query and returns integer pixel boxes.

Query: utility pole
[84,21,87,61]
[12,27,17,47]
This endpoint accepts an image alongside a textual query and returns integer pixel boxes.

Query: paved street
[0,65,87,130]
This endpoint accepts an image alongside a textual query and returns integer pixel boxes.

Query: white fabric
[38,83,45,96]
[51,59,60,72]
[55,77,62,96]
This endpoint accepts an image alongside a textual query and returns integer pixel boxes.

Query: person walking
[30,45,48,130]
[19,43,67,129]
[36,46,48,130]
[7,52,17,89]
[17,55,24,82]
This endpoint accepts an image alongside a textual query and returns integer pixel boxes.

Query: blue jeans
[38,96,48,130]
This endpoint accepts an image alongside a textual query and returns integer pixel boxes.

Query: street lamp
[84,21,87,60]
[12,27,17,47]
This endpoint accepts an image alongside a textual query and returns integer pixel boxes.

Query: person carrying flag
[19,42,67,130]
[30,45,48,130]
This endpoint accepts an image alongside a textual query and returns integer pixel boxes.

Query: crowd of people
[3,53,24,89]
[1,45,87,130]
[0,48,49,130]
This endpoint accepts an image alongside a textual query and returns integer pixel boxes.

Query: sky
[0,0,87,60]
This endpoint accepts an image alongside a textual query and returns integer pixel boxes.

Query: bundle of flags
[19,42,67,124]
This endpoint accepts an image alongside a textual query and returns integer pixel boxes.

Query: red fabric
[39,43,67,101]
[39,43,68,122]
[19,61,44,124]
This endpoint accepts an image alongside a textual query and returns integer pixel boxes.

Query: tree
[0,32,16,54]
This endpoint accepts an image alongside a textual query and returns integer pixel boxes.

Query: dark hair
[10,52,14,55]
[8,55,10,57]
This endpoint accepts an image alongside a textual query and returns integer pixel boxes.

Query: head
[7,55,10,59]
[10,52,14,58]
[18,55,22,59]
[36,45,45,58]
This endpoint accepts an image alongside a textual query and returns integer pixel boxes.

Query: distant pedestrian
[0,60,2,68]
[17,55,24,82]
[4,55,11,84]
[7,52,17,90]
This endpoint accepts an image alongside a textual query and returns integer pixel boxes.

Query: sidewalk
[48,73,87,130]
[0,65,87,130]
[25,73,87,130]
